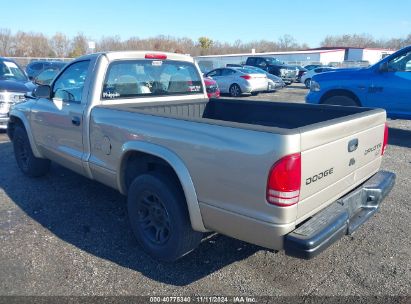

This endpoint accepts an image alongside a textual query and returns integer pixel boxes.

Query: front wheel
[127,172,203,262]
[304,79,311,89]
[229,84,242,97]
[13,126,50,177]
[323,95,358,106]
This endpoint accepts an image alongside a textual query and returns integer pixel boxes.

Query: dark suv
[0,57,35,129]
[245,57,297,85]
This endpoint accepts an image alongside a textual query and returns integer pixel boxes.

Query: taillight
[381,123,389,155]
[267,153,301,207]
[240,75,252,80]
[145,53,167,60]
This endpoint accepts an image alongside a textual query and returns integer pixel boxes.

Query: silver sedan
[205,67,268,97]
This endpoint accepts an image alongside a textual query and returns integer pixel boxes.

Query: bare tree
[69,33,88,57]
[278,34,299,50]
[0,27,409,59]
[0,28,12,56]
[50,33,70,57]
[321,33,379,48]
[97,35,123,52]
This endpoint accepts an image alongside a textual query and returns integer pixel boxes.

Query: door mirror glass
[33,85,52,99]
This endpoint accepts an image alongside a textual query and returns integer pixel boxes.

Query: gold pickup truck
[7,51,395,261]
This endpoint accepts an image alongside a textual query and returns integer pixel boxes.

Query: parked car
[205,67,268,97]
[204,77,220,98]
[26,61,67,80]
[289,65,307,82]
[8,51,396,262]
[0,57,35,129]
[301,67,336,88]
[245,57,297,84]
[306,45,411,119]
[241,65,285,90]
[304,64,323,71]
[33,68,60,85]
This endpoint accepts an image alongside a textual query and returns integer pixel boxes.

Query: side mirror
[379,62,389,73]
[33,85,52,99]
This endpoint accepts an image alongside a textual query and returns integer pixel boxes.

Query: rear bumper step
[284,171,396,259]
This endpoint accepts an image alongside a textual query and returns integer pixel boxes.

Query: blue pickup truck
[306,46,411,119]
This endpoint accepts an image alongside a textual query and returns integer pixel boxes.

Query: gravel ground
[0,84,410,299]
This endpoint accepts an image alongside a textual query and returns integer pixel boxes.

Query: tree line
[0,28,410,58]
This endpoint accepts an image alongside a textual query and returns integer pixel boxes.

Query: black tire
[13,126,50,177]
[251,92,259,96]
[323,95,359,106]
[127,172,203,262]
[229,84,242,97]
[304,79,311,89]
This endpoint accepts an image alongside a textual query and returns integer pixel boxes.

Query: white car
[301,67,336,88]
[205,67,268,97]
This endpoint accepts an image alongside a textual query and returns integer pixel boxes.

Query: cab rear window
[102,60,203,99]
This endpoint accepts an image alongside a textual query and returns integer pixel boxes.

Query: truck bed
[103,98,375,131]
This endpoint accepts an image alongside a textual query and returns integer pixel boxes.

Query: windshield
[0,60,28,81]
[102,59,203,99]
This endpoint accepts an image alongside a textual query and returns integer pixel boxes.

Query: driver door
[367,49,411,119]
[31,60,91,175]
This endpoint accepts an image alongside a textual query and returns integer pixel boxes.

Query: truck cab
[306,45,411,120]
[245,56,297,84]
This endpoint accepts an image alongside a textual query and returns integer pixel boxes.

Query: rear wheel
[304,79,311,89]
[251,92,259,96]
[127,172,203,261]
[323,95,358,106]
[13,126,50,177]
[229,84,241,97]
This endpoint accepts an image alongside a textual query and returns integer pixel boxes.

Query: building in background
[195,47,395,73]
[309,47,395,65]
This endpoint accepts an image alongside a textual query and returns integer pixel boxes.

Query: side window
[256,58,267,67]
[207,69,221,77]
[387,51,411,72]
[221,69,235,76]
[247,58,256,65]
[53,61,90,103]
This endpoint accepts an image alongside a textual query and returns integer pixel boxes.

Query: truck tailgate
[297,109,387,222]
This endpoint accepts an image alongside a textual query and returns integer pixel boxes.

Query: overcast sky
[2,0,410,47]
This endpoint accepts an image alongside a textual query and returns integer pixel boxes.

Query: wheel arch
[8,114,43,158]
[118,141,208,232]
[320,89,361,106]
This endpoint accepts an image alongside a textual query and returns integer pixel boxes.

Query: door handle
[71,116,81,126]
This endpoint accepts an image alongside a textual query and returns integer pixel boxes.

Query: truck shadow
[388,127,411,149]
[0,141,260,286]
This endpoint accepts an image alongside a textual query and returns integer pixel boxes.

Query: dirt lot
[0,84,410,298]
